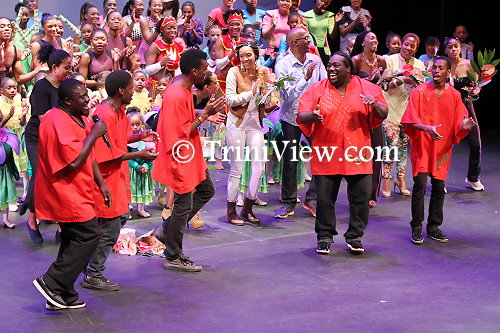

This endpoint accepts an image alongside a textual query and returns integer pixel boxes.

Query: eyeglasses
[294,36,310,42]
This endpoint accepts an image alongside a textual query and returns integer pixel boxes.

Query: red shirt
[93,104,132,218]
[297,77,387,176]
[401,83,470,180]
[152,84,207,194]
[35,108,96,222]
[154,40,185,71]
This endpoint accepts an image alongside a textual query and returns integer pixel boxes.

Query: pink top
[262,9,290,55]
[208,7,227,28]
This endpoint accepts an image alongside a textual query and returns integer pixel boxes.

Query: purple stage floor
[1,131,499,332]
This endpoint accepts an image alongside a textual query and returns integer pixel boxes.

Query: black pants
[315,174,371,244]
[370,125,383,201]
[410,173,445,230]
[44,218,100,303]
[280,121,317,210]
[24,121,39,213]
[464,100,481,182]
[86,214,128,278]
[163,170,215,260]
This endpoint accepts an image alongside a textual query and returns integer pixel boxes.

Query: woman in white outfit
[225,41,270,225]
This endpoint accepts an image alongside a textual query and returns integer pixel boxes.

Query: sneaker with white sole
[33,276,67,308]
[163,256,202,272]
[427,228,449,243]
[46,299,86,310]
[346,240,365,253]
[465,178,484,191]
[316,242,330,255]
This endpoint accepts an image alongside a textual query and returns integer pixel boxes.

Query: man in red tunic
[33,79,110,310]
[83,71,159,291]
[153,49,225,272]
[297,52,388,255]
[401,56,476,244]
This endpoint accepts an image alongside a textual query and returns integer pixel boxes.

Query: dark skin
[405,59,476,141]
[170,58,226,134]
[298,54,388,124]
[103,80,160,162]
[58,84,112,207]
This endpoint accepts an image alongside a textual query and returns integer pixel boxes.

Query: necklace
[61,108,86,129]
[362,52,378,68]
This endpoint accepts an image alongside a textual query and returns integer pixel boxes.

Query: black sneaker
[411,225,424,244]
[163,256,202,272]
[46,299,86,311]
[274,207,295,219]
[33,276,67,308]
[82,275,120,291]
[427,228,449,243]
[302,200,317,217]
[346,240,365,253]
[316,242,330,255]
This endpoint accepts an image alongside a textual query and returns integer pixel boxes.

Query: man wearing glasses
[274,27,327,219]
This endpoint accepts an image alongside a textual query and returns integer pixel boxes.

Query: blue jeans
[86,214,128,278]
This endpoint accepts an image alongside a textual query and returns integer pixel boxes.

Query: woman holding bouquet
[444,37,484,191]
[225,41,270,225]
[381,33,425,198]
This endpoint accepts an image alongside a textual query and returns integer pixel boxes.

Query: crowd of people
[0,0,486,311]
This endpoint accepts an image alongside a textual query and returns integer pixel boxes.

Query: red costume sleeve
[401,89,423,137]
[93,105,128,164]
[43,111,86,176]
[452,93,471,144]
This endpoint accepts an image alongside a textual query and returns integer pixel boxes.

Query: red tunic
[401,83,470,181]
[152,84,207,194]
[217,35,247,91]
[154,39,185,72]
[92,104,132,218]
[297,77,387,176]
[35,108,96,223]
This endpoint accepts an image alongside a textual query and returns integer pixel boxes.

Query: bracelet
[198,115,205,123]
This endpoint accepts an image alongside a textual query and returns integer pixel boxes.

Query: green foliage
[467,70,477,82]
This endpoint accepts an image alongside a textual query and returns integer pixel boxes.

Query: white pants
[226,121,265,202]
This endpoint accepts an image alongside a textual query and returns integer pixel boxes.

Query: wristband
[198,116,205,123]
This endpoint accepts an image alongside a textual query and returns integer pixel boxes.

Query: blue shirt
[242,8,266,45]
[274,53,327,126]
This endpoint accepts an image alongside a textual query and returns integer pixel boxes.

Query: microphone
[92,115,112,148]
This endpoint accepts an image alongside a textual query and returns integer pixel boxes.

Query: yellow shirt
[0,94,30,130]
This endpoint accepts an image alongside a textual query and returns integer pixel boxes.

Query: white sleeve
[145,61,163,75]
[215,56,231,70]
[225,67,254,107]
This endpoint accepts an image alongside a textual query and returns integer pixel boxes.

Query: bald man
[274,28,327,219]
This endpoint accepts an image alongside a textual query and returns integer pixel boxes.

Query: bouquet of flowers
[255,76,296,106]
[465,49,498,101]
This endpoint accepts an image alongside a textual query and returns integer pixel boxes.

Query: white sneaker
[465,178,484,191]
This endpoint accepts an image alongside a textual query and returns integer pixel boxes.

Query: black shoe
[82,275,120,291]
[27,223,43,243]
[346,240,365,253]
[274,206,295,219]
[33,276,67,308]
[163,256,202,272]
[411,225,424,244]
[316,242,330,255]
[302,200,317,217]
[46,299,86,310]
[427,228,449,243]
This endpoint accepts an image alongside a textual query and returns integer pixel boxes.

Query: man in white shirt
[274,27,327,219]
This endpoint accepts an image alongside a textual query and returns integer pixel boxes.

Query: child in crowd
[242,24,277,67]
[0,98,22,228]
[418,36,440,68]
[126,53,142,74]
[151,74,172,110]
[0,78,29,207]
[203,25,222,59]
[127,111,155,218]
[454,25,474,60]
[75,21,94,53]
[128,70,151,115]
[384,32,401,57]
